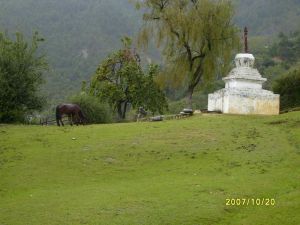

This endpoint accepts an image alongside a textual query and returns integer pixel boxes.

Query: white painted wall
[225,79,263,89]
[208,89,280,115]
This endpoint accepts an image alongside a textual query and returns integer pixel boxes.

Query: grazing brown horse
[56,104,86,126]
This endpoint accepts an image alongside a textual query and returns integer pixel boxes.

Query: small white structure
[208,53,280,115]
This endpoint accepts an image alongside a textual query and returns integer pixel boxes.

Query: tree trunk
[186,65,203,109]
[117,101,128,120]
[186,85,194,109]
[117,103,123,120]
[122,101,128,119]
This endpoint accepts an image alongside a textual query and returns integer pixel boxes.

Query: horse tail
[56,105,61,126]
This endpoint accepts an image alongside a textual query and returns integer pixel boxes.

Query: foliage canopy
[90,38,167,119]
[273,68,300,110]
[0,32,48,123]
[253,30,300,90]
[136,0,239,107]
[270,31,300,64]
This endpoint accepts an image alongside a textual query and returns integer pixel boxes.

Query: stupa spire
[244,27,248,53]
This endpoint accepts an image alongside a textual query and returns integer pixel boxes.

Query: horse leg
[56,118,61,126]
[75,111,82,125]
[61,118,64,126]
[71,113,77,126]
[77,109,85,125]
[75,113,80,126]
[56,107,61,126]
[56,113,62,126]
[74,111,80,125]
[74,113,79,126]
[69,115,73,126]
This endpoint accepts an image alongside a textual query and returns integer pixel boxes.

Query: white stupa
[208,28,280,115]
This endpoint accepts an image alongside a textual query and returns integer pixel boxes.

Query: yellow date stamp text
[225,198,276,206]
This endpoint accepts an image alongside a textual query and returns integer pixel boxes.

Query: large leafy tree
[90,38,167,119]
[270,31,300,64]
[273,68,300,110]
[0,32,48,123]
[136,0,239,107]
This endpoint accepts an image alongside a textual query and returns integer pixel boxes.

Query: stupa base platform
[208,88,280,115]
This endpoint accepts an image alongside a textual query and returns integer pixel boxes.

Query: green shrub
[273,68,300,110]
[70,93,113,124]
[168,92,209,114]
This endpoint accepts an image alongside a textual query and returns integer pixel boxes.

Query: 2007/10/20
[226,198,276,206]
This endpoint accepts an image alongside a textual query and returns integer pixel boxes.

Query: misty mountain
[235,0,300,35]
[0,0,299,102]
[0,0,141,102]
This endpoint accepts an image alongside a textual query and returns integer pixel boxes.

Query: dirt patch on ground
[266,120,288,125]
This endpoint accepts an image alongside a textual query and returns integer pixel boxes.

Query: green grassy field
[0,112,300,225]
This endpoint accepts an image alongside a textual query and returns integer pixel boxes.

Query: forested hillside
[0,0,299,103]
[0,0,141,102]
[235,0,300,35]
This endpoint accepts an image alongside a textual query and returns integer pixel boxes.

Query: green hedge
[273,68,300,110]
[70,93,113,124]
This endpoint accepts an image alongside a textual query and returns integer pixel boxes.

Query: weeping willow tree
[135,0,240,108]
